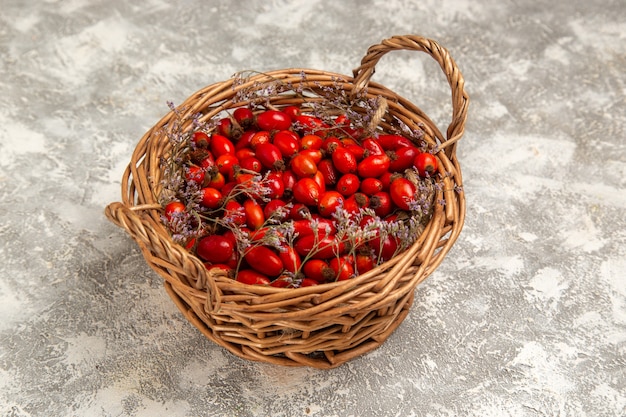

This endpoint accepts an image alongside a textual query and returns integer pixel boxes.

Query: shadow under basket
[105,35,469,369]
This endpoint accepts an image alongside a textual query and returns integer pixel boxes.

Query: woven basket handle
[105,202,162,250]
[104,202,214,293]
[351,35,469,152]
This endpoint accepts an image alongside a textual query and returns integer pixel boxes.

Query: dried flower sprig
[228,70,429,147]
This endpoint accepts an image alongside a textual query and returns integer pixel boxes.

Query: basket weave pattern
[105,35,469,369]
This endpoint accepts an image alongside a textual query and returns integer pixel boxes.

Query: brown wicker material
[105,35,469,369]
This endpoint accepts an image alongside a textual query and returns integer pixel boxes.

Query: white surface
[1,0,625,416]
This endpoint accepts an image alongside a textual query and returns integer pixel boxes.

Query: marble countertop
[1,0,624,416]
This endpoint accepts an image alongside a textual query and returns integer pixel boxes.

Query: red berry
[370,191,393,217]
[300,134,323,150]
[329,256,355,281]
[210,134,236,157]
[244,246,284,277]
[357,154,391,178]
[200,187,223,209]
[243,199,265,230]
[283,105,301,121]
[196,235,234,264]
[264,199,288,221]
[331,147,357,174]
[318,191,344,217]
[388,146,420,172]
[233,107,254,129]
[336,173,360,196]
[164,201,185,221]
[292,177,321,206]
[389,178,416,211]
[236,269,271,285]
[185,165,205,185]
[302,259,333,282]
[191,131,210,148]
[414,152,439,177]
[255,142,285,171]
[360,177,384,195]
[272,130,300,158]
[256,110,291,131]
[290,153,318,178]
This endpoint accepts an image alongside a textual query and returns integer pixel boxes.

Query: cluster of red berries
[162,104,438,287]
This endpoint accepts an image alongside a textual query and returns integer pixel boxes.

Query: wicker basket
[105,35,468,369]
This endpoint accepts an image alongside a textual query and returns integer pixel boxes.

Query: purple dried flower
[161,210,199,245]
